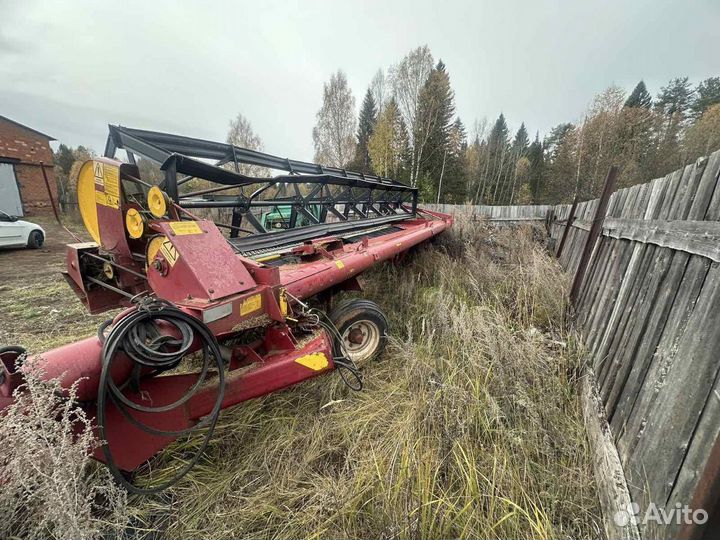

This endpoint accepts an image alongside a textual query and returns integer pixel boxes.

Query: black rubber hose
[315,315,363,392]
[97,299,225,494]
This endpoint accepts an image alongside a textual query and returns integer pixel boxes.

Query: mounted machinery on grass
[0,126,452,493]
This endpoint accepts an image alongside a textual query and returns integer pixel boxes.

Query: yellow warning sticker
[240,294,262,316]
[103,166,120,200]
[279,288,288,317]
[99,192,119,209]
[160,239,179,267]
[95,191,108,206]
[295,352,329,371]
[93,161,120,209]
[169,221,203,235]
[335,260,345,269]
[94,162,105,186]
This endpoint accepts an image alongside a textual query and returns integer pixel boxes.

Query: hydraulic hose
[311,310,364,392]
[97,298,225,494]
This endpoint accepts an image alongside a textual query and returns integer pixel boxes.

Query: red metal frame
[91,331,334,470]
[0,156,452,476]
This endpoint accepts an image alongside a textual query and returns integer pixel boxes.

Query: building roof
[0,115,56,141]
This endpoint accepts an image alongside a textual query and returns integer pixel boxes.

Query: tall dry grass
[0,362,128,540]
[131,219,600,539]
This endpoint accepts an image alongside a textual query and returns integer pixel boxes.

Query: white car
[0,211,45,249]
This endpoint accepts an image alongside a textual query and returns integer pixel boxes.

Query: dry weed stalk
[0,361,127,540]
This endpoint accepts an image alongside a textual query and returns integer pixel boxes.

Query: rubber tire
[0,346,26,354]
[328,299,389,363]
[0,345,26,373]
[27,230,43,249]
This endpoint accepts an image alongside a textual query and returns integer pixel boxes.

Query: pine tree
[655,77,694,119]
[692,77,720,118]
[653,77,695,172]
[486,113,510,204]
[54,144,75,175]
[464,135,485,204]
[542,123,577,203]
[544,123,573,160]
[488,114,509,147]
[512,123,529,155]
[353,88,378,173]
[624,80,652,109]
[436,118,467,203]
[53,144,77,212]
[416,60,455,199]
[527,132,544,202]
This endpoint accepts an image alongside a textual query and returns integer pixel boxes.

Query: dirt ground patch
[0,215,106,352]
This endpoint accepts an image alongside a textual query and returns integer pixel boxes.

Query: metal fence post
[556,196,579,258]
[570,166,620,304]
[39,161,62,225]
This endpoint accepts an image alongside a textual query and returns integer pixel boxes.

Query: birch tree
[226,113,265,176]
[370,69,387,115]
[368,99,408,179]
[312,71,357,167]
[389,46,434,186]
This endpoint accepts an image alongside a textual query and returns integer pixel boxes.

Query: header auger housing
[0,126,452,493]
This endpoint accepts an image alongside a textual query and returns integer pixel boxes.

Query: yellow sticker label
[160,239,179,267]
[94,162,105,185]
[94,191,118,209]
[240,294,262,316]
[95,191,108,205]
[169,221,203,235]
[105,194,120,208]
[335,260,345,269]
[279,288,288,317]
[93,162,120,209]
[295,352,329,371]
[104,166,120,200]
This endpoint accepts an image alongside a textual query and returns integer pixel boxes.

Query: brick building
[0,115,57,216]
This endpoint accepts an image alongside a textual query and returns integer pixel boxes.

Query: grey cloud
[1,0,718,158]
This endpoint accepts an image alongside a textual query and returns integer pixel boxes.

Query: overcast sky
[1,0,718,161]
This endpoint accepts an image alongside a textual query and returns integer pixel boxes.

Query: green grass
[0,280,112,351]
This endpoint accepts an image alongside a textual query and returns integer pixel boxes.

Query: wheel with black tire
[0,345,26,374]
[328,299,388,365]
[0,346,26,355]
[27,230,44,249]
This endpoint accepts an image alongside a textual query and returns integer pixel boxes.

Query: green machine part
[261,205,322,230]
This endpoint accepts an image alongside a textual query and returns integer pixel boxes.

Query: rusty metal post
[544,208,554,235]
[556,196,579,258]
[39,161,61,225]
[677,434,720,540]
[570,166,619,304]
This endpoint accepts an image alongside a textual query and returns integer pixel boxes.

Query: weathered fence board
[428,149,720,539]
[557,153,720,540]
[583,368,641,540]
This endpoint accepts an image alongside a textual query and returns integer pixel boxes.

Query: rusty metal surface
[678,433,720,540]
[556,197,578,258]
[570,166,620,303]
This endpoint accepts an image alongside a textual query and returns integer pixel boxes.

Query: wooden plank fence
[425,203,551,223]
[428,149,720,540]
